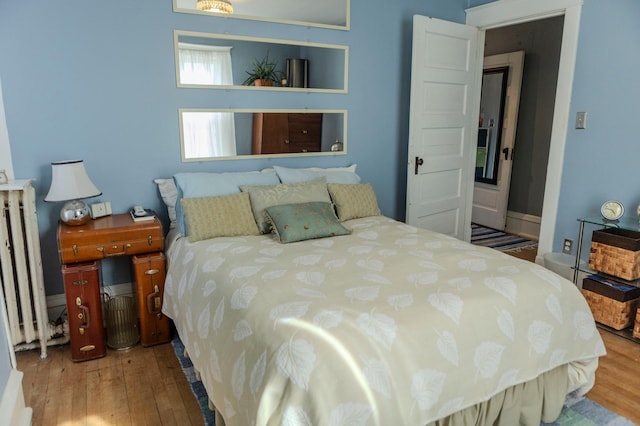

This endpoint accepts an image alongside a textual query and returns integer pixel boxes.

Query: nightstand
[57,213,169,361]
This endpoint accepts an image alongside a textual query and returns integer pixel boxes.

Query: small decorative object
[90,201,112,219]
[45,160,102,225]
[242,52,279,86]
[0,169,8,185]
[600,200,624,221]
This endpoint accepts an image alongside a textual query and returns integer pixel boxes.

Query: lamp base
[61,200,91,226]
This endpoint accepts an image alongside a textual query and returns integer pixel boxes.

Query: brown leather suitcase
[62,261,106,362]
[132,252,171,346]
[57,213,163,264]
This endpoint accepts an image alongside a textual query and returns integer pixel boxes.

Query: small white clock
[601,200,624,221]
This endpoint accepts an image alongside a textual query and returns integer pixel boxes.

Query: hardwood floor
[505,246,538,262]
[16,341,203,426]
[16,329,640,425]
[586,330,640,424]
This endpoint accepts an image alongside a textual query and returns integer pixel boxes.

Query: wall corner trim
[0,369,32,426]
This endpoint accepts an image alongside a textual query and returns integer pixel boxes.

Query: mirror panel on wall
[179,108,347,161]
[174,31,348,93]
[173,0,350,31]
[475,67,508,185]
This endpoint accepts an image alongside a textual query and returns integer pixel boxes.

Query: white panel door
[406,16,482,241]
[472,51,525,230]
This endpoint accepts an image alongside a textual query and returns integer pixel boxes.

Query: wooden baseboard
[0,369,32,426]
[505,211,541,241]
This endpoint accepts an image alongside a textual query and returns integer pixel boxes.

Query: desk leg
[132,253,171,346]
[62,261,106,362]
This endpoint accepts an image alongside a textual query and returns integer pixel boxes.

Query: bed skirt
[199,361,591,426]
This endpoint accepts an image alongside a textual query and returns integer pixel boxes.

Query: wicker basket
[581,289,639,330]
[589,228,640,281]
[634,308,640,339]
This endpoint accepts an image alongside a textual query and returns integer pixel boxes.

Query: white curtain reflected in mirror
[181,112,237,158]
[174,31,348,93]
[178,43,233,85]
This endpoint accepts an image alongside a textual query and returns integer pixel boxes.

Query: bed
[157,166,605,426]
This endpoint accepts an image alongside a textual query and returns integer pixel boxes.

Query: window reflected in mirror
[174,31,348,93]
[173,0,350,30]
[179,109,347,161]
[475,67,508,185]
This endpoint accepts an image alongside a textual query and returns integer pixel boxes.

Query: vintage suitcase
[132,252,171,346]
[57,213,163,264]
[62,261,106,362]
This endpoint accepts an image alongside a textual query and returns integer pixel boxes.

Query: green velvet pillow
[263,202,351,244]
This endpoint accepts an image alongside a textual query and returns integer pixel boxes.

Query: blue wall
[553,0,640,258]
[0,0,465,296]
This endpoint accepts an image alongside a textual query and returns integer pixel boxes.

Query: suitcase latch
[148,235,153,246]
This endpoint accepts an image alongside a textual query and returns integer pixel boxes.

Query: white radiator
[0,180,48,359]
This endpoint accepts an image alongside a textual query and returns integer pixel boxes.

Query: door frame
[466,0,583,264]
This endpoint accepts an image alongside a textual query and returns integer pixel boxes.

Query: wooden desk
[57,213,169,361]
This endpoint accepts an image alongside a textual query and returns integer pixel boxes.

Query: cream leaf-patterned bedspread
[162,216,605,426]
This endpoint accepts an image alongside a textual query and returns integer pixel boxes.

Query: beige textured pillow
[241,178,331,233]
[327,183,381,222]
[181,192,260,242]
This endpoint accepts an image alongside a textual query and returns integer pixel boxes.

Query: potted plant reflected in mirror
[243,53,280,87]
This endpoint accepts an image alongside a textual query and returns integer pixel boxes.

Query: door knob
[414,157,424,175]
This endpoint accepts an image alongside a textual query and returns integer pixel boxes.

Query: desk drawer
[59,234,163,263]
[58,214,163,264]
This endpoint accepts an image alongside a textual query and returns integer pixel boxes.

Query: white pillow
[274,165,360,184]
[154,178,178,228]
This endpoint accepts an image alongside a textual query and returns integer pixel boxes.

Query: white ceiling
[175,0,348,26]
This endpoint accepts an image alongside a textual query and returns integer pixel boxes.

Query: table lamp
[45,160,101,225]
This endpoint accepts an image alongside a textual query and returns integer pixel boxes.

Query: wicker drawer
[589,228,640,281]
[634,308,640,339]
[582,288,639,330]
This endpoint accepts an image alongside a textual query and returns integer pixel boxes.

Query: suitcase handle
[146,285,162,315]
[75,297,91,332]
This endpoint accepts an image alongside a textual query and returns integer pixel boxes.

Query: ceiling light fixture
[196,0,234,14]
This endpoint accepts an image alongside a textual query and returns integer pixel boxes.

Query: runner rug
[471,223,538,252]
[171,337,633,426]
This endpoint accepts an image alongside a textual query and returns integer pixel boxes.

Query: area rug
[172,337,216,425]
[471,223,538,252]
[172,337,633,426]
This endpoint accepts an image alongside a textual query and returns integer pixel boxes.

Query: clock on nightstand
[601,200,624,221]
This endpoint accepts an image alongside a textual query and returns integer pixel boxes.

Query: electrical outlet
[563,238,573,254]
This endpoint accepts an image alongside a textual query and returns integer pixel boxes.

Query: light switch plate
[90,201,112,219]
[575,111,587,129]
